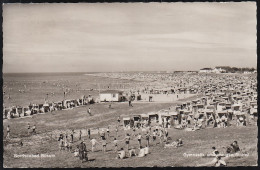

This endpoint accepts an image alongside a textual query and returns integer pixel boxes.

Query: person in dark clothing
[117,116,121,124]
[226,141,240,154]
[79,130,82,140]
[71,130,74,143]
[78,141,87,163]
[231,141,240,153]
[129,100,132,107]
[87,128,91,139]
[32,125,36,135]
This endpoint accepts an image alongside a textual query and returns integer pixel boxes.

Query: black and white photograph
[2,2,257,167]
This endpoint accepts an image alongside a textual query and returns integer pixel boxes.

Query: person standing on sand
[6,125,10,139]
[152,130,157,144]
[100,129,105,140]
[117,116,121,124]
[136,133,142,149]
[128,98,133,107]
[106,126,110,138]
[32,124,36,135]
[78,140,87,163]
[59,138,64,151]
[124,133,131,151]
[113,138,118,152]
[115,126,119,137]
[90,138,99,152]
[27,123,31,135]
[88,108,91,115]
[101,136,107,153]
[79,130,82,140]
[145,132,150,147]
[71,129,74,143]
[87,128,91,139]
[164,128,169,142]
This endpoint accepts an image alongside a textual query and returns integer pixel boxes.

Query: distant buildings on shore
[199,66,256,74]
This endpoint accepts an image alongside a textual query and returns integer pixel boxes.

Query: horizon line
[3,70,200,74]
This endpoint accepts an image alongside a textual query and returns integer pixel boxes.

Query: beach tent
[191,105,198,114]
[217,111,228,119]
[132,114,141,128]
[56,101,64,110]
[175,105,181,112]
[148,112,159,125]
[197,104,205,111]
[16,106,24,117]
[232,103,242,111]
[140,114,149,127]
[43,103,50,112]
[250,101,257,108]
[235,112,247,126]
[250,106,257,120]
[77,98,83,105]
[169,111,179,126]
[38,104,45,113]
[31,104,39,114]
[216,102,226,111]
[10,106,18,118]
[123,117,133,129]
[225,103,232,110]
[64,100,72,108]
[194,112,206,120]
[3,108,10,119]
[227,109,234,120]
[23,107,31,116]
[204,109,215,126]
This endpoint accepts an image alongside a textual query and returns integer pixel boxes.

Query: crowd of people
[58,121,170,162]
[3,72,257,167]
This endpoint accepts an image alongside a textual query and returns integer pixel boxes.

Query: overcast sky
[3,2,256,73]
